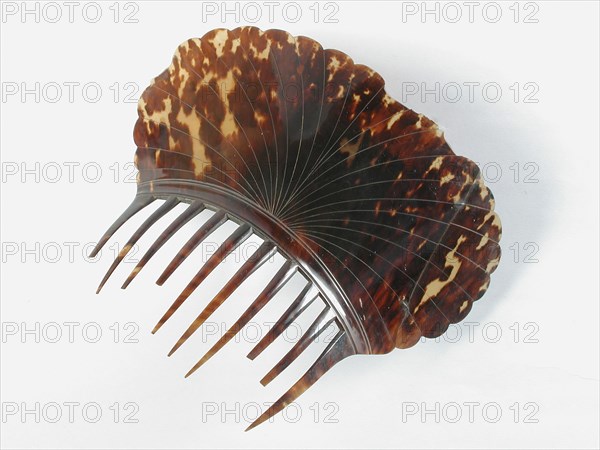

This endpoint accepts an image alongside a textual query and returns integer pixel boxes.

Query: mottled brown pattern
[93,26,502,429]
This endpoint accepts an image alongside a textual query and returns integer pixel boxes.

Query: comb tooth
[247,284,319,360]
[156,210,227,286]
[155,223,252,343]
[164,240,276,349]
[245,330,355,431]
[184,261,297,377]
[121,200,205,289]
[260,307,336,386]
[89,195,156,258]
[96,197,180,294]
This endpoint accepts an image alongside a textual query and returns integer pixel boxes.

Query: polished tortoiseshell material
[92,26,502,430]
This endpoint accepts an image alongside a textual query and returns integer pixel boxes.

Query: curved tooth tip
[244,421,261,432]
[184,359,205,377]
[245,331,354,431]
[121,267,142,289]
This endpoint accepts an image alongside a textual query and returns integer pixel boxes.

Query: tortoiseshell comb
[91,26,502,430]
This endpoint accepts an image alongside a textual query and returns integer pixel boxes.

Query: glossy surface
[92,26,502,430]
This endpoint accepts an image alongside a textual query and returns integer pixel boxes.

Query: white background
[1,1,599,449]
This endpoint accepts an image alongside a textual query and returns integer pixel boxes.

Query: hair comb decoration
[91,26,502,430]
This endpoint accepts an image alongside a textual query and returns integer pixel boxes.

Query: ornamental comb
[91,26,502,430]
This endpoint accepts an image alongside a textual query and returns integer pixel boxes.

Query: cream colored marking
[220,112,237,137]
[451,191,464,203]
[486,256,500,272]
[476,233,489,250]
[176,66,190,99]
[253,110,267,127]
[396,171,403,180]
[440,173,455,186]
[451,168,477,202]
[478,210,501,231]
[143,97,172,123]
[478,180,490,200]
[218,71,238,138]
[328,56,340,70]
[256,38,271,60]
[459,300,469,313]
[175,107,210,175]
[427,156,444,173]
[230,38,240,54]
[137,92,147,114]
[387,111,404,130]
[210,29,229,57]
[431,156,444,170]
[327,57,341,82]
[339,134,364,166]
[451,173,474,203]
[414,115,423,129]
[478,279,490,292]
[138,92,180,156]
[143,120,152,135]
[414,235,467,314]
